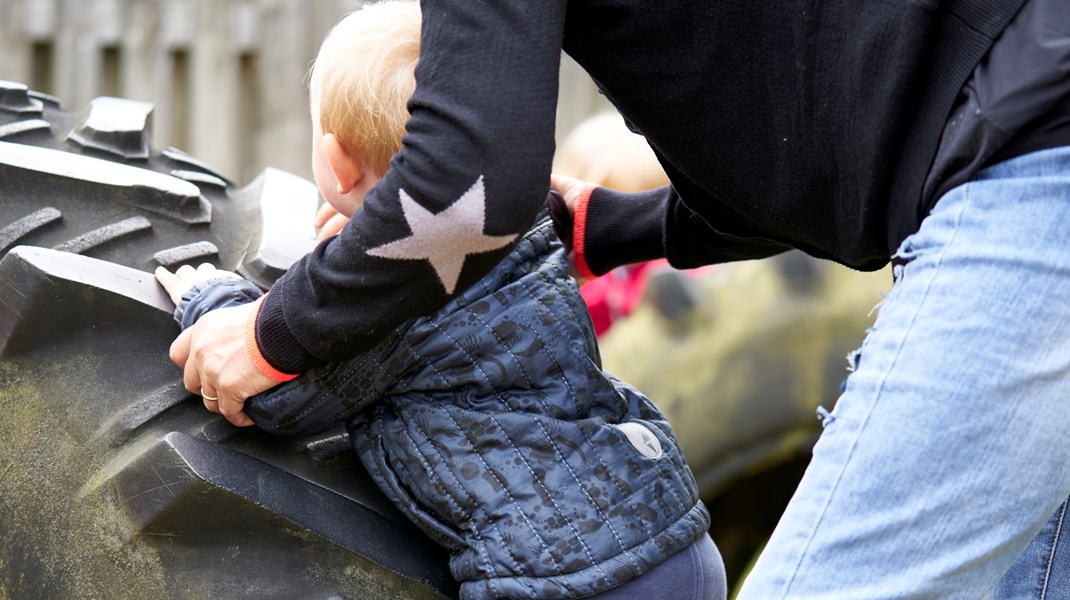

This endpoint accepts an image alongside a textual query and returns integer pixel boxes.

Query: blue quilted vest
[181,218,710,599]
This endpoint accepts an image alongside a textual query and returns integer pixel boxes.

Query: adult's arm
[550,175,792,280]
[174,1,567,403]
[255,0,567,374]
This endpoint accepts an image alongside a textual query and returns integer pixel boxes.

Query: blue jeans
[737,146,1070,599]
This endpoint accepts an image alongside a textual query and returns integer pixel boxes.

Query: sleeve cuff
[246,295,301,383]
[577,186,668,276]
[174,276,262,331]
[572,185,599,281]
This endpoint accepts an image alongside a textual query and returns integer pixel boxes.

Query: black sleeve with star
[256,1,568,373]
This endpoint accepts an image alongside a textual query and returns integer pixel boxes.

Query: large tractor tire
[0,81,456,600]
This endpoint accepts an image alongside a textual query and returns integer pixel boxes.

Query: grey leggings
[586,534,726,600]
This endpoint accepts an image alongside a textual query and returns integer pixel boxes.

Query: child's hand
[155,263,241,306]
[315,203,350,241]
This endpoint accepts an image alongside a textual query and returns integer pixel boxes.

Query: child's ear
[323,133,363,195]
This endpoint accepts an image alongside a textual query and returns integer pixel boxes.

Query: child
[156,3,724,598]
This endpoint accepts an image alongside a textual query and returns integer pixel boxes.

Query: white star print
[367,176,516,294]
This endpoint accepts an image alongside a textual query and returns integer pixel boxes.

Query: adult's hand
[169,300,279,426]
[549,173,593,216]
[549,173,598,283]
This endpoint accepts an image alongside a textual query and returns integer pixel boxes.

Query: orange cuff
[573,185,598,281]
[245,295,300,383]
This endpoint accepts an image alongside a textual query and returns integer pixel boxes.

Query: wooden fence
[0,0,607,186]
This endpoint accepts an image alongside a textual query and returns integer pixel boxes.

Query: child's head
[554,111,670,192]
[309,0,421,217]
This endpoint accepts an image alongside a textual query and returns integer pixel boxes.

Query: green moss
[0,360,169,599]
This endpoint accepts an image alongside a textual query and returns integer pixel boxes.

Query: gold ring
[201,388,219,402]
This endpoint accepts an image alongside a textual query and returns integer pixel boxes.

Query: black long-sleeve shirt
[259,0,1063,374]
[581,0,1070,276]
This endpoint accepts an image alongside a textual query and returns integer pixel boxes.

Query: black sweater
[582,0,1070,276]
[259,0,1036,374]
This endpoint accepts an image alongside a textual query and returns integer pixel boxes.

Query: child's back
[237,216,718,598]
[160,2,725,598]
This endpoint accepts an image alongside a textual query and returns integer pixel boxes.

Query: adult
[172,0,1070,596]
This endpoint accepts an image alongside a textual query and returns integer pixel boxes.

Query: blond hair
[554,112,670,192]
[310,1,421,177]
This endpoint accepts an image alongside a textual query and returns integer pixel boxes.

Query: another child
[156,3,724,598]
